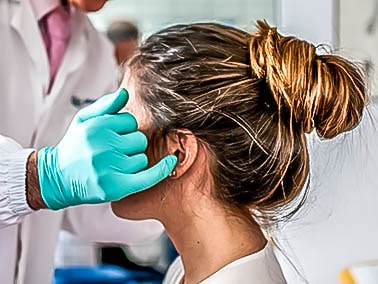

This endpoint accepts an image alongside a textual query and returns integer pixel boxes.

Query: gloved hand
[37,88,177,210]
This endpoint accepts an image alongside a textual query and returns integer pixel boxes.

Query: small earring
[168,170,177,177]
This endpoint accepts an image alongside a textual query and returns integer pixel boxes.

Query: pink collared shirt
[29,0,71,91]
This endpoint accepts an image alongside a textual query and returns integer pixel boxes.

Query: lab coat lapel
[10,0,50,94]
[48,11,88,102]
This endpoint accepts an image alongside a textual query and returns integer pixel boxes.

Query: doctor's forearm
[26,152,47,210]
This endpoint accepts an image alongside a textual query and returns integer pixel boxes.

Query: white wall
[340,0,378,97]
[279,0,378,98]
[278,0,337,47]
[278,2,378,284]
[89,0,277,38]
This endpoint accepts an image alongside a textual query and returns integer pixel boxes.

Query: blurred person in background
[0,0,175,283]
[107,20,140,65]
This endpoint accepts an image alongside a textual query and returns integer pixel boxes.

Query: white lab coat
[0,1,163,283]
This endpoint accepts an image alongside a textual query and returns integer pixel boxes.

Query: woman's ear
[165,129,198,179]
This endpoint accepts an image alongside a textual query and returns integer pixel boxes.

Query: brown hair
[128,20,366,223]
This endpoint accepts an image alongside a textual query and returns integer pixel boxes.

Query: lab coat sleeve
[0,135,34,228]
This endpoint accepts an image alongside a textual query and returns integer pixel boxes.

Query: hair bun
[249,20,366,139]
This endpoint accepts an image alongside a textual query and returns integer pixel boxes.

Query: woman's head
[113,21,366,224]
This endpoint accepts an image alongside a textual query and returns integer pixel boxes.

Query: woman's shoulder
[163,243,287,284]
[202,243,287,284]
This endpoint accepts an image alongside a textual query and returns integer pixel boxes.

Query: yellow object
[339,260,378,284]
[339,268,356,284]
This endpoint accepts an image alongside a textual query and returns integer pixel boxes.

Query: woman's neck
[162,197,267,284]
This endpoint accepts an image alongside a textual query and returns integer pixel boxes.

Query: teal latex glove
[37,88,177,210]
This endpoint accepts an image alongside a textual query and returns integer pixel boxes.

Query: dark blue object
[53,264,163,284]
[70,96,97,109]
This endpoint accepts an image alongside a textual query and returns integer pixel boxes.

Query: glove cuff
[37,147,65,210]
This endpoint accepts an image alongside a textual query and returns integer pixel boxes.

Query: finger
[126,153,149,173]
[114,131,148,155]
[118,155,178,195]
[76,88,129,123]
[93,112,138,134]
[111,153,148,174]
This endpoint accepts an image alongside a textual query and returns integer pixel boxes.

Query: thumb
[76,88,129,123]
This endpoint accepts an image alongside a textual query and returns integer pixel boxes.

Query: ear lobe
[165,130,198,179]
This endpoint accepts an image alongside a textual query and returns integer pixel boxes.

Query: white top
[163,243,287,284]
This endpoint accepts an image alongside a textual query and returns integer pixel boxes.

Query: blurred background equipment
[339,261,378,284]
